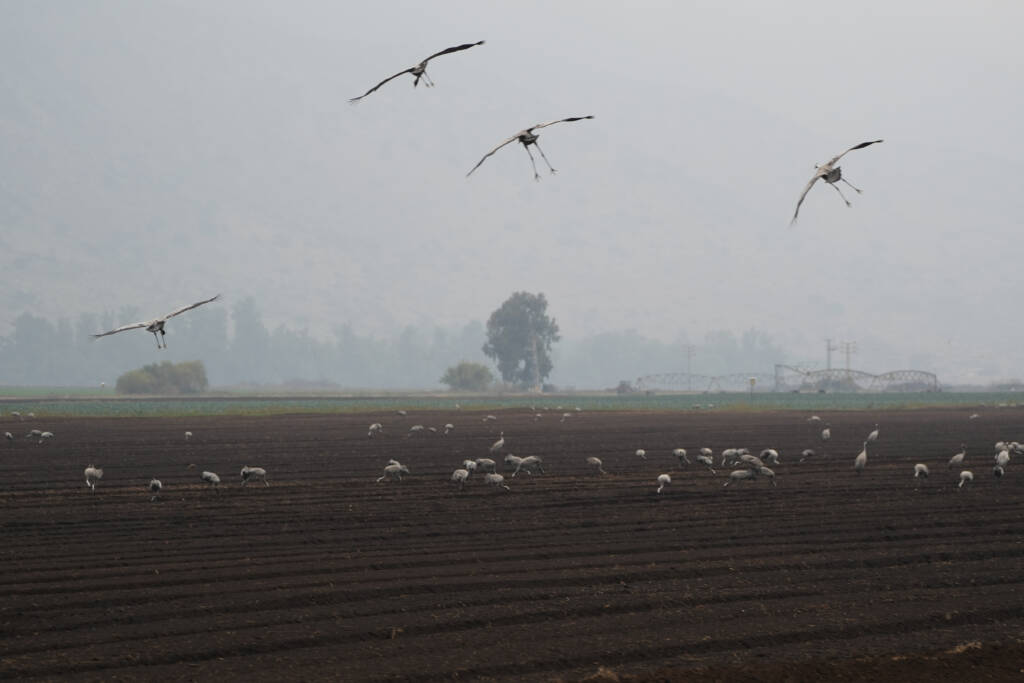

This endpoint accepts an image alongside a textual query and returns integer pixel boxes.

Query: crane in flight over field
[467,116,595,181]
[92,295,220,349]
[349,41,485,103]
[791,140,883,224]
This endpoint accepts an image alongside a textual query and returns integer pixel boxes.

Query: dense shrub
[116,361,209,395]
[440,361,494,391]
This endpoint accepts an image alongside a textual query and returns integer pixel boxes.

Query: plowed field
[1,407,1022,681]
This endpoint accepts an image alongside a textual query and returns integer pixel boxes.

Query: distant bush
[440,362,495,391]
[116,361,209,395]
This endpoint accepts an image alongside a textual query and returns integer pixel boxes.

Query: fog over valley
[2,2,1021,387]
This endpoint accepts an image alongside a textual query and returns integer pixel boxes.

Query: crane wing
[348,68,416,103]
[92,321,150,338]
[163,294,221,320]
[422,40,485,63]
[830,139,883,164]
[532,115,595,130]
[466,133,522,177]
[791,172,825,224]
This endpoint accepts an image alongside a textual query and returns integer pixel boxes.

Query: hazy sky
[2,1,1022,384]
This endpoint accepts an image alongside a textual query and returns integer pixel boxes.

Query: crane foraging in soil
[241,465,269,487]
[377,463,409,483]
[484,472,510,491]
[451,468,469,490]
[84,465,103,491]
[695,453,716,474]
[475,458,497,473]
[723,469,757,487]
[201,471,221,490]
[512,455,544,477]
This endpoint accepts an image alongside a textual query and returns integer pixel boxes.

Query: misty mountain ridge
[2,2,1022,385]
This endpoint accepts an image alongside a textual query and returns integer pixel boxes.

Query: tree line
[0,294,787,390]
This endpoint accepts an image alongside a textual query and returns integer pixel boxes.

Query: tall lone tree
[483,292,560,388]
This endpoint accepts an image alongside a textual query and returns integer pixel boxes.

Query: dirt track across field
[1,407,1023,681]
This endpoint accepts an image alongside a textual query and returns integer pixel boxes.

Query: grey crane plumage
[948,444,967,469]
[201,471,221,490]
[866,424,880,443]
[484,472,510,491]
[92,295,220,349]
[349,41,485,103]
[489,432,505,454]
[148,477,162,502]
[695,452,716,474]
[451,468,469,490]
[791,140,883,224]
[854,443,868,474]
[84,465,103,491]
[466,116,595,181]
[240,465,269,487]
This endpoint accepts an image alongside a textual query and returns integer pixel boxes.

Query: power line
[841,340,858,371]
[824,338,839,370]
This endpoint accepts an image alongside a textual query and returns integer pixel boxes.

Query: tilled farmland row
[1,407,1022,681]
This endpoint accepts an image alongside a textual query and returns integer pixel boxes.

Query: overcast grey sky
[2,1,1022,384]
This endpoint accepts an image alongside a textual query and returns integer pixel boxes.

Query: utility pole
[841,340,858,371]
[824,338,838,370]
[682,344,696,391]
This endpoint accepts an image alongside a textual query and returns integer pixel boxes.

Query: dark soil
[1,407,1022,681]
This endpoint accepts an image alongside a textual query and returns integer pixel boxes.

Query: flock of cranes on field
[47,406,1018,502]
[421,411,1013,494]
[81,457,269,500]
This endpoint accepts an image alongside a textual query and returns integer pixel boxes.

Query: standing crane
[866,423,880,443]
[466,116,595,181]
[489,432,505,454]
[349,41,485,102]
[791,140,883,223]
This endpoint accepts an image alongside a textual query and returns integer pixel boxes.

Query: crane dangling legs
[467,116,595,181]
[791,139,883,224]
